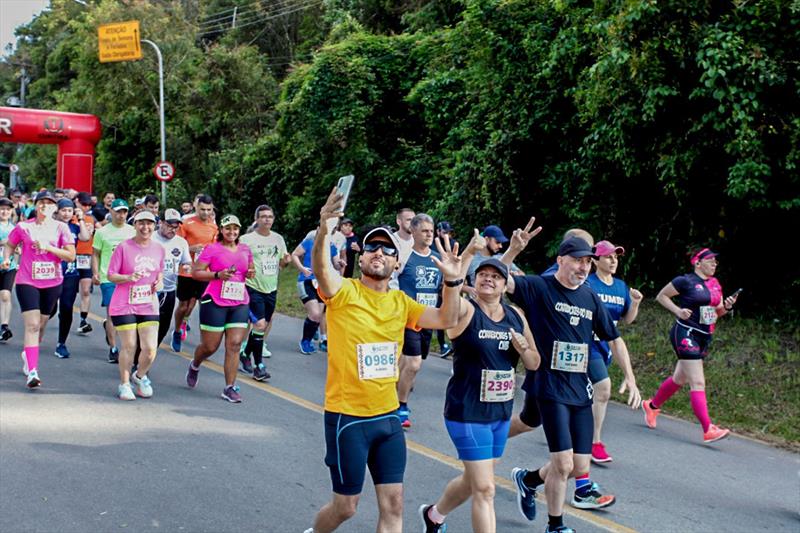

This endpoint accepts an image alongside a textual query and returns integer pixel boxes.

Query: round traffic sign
[9,164,19,173]
[153,161,175,182]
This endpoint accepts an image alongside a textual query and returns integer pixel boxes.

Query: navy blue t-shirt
[509,275,619,406]
[398,249,442,307]
[61,222,81,278]
[445,299,524,422]
[670,273,722,334]
[586,273,631,362]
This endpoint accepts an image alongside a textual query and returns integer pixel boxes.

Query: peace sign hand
[509,217,543,252]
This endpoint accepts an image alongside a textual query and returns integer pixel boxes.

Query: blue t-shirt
[541,262,558,277]
[509,275,619,406]
[0,221,17,271]
[296,237,338,282]
[61,222,81,278]
[398,249,442,306]
[446,300,524,422]
[671,273,722,334]
[586,273,631,362]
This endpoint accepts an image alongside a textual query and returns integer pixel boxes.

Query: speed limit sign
[153,161,175,182]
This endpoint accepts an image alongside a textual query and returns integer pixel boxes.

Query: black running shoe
[240,354,254,374]
[108,347,119,364]
[77,321,93,334]
[253,363,270,381]
[0,326,12,342]
[418,505,447,533]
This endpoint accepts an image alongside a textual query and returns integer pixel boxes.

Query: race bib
[699,305,717,325]
[129,284,153,305]
[416,292,438,307]
[32,261,57,280]
[76,254,92,270]
[356,342,398,380]
[164,258,177,274]
[221,280,246,301]
[480,369,515,402]
[259,260,278,277]
[551,341,589,373]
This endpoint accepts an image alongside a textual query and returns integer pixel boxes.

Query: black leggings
[57,276,80,344]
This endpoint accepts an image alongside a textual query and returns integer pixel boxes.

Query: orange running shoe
[703,424,730,443]
[642,399,660,429]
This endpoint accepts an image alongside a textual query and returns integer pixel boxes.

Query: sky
[1,0,50,56]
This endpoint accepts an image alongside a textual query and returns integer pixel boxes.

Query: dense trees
[1,0,798,313]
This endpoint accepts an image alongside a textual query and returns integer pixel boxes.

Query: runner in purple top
[107,211,165,401]
[1,191,75,388]
[185,214,255,403]
[643,247,740,443]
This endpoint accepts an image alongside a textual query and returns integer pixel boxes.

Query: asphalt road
[1,291,798,532]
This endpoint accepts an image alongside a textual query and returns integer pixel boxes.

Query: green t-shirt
[240,230,287,294]
[92,223,135,283]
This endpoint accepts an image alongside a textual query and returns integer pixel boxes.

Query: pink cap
[594,240,625,257]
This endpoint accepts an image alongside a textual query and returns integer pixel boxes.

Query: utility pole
[142,39,167,205]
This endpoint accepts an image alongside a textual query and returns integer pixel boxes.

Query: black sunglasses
[363,242,399,257]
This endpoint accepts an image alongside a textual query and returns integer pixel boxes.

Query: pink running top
[7,220,75,289]
[107,238,165,316]
[197,242,253,307]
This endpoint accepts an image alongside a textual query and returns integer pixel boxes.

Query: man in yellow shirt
[306,189,464,533]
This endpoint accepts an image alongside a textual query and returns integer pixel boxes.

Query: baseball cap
[220,214,241,227]
[111,199,129,211]
[557,236,596,258]
[690,248,717,265]
[362,225,402,251]
[34,191,56,204]
[76,192,92,205]
[482,225,508,243]
[341,217,353,225]
[163,208,182,224]
[133,210,156,223]
[134,197,145,206]
[437,221,453,232]
[475,257,509,281]
[0,198,14,208]
[594,240,625,257]
[57,198,74,210]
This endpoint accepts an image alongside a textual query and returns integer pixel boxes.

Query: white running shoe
[118,383,136,401]
[263,345,272,358]
[131,372,153,398]
[26,369,41,388]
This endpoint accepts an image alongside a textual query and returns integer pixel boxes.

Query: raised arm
[622,288,643,324]
[312,188,344,299]
[500,216,542,294]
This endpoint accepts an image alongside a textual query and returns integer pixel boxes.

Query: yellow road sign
[98,21,142,63]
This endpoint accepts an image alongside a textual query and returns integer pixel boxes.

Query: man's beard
[361,263,392,280]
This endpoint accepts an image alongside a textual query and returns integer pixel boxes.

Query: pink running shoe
[180,321,188,341]
[703,424,730,443]
[591,441,613,463]
[642,399,660,429]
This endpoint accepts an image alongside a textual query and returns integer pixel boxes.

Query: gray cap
[133,211,156,223]
[163,208,182,223]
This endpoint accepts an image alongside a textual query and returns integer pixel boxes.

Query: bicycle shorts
[16,283,61,315]
[297,279,322,304]
[402,328,432,359]
[111,314,160,331]
[670,322,712,360]
[538,398,593,454]
[444,418,511,461]
[199,298,249,332]
[247,287,277,323]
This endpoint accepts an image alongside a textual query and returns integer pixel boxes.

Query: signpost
[153,161,174,182]
[98,21,142,63]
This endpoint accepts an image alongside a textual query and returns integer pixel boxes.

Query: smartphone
[336,174,355,213]
[730,288,743,297]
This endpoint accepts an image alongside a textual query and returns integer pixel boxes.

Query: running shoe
[253,363,270,382]
[26,369,41,389]
[21,351,28,376]
[313,329,320,341]
[186,362,199,388]
[398,405,411,428]
[221,385,242,403]
[570,483,615,510]
[77,321,92,334]
[440,344,453,358]
[0,325,12,342]
[108,347,119,364]
[180,321,188,341]
[263,345,272,358]
[171,330,182,352]
[118,382,135,401]
[545,526,576,533]
[511,467,537,521]
[642,399,660,429]
[703,424,730,443]
[418,504,447,533]
[318,339,328,352]
[131,372,153,398]
[240,353,254,374]
[591,441,613,464]
[299,340,315,355]
[54,344,71,359]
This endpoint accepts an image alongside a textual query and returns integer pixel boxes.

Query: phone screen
[336,175,355,213]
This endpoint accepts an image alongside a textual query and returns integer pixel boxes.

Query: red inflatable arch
[0,106,101,193]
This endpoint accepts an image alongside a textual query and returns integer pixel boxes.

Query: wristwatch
[444,278,464,287]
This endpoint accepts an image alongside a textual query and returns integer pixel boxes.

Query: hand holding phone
[326,175,355,234]
[730,288,743,298]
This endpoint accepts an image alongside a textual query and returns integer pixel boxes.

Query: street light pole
[142,39,167,205]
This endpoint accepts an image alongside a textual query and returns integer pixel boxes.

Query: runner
[185,214,255,403]
[340,218,360,278]
[642,247,738,442]
[152,209,191,349]
[396,213,443,429]
[393,208,415,267]
[91,191,115,225]
[92,198,135,363]
[420,255,540,533]
[304,188,463,533]
[2,191,76,388]
[500,226,641,533]
[239,204,291,380]
[0,197,17,342]
[180,201,193,217]
[172,194,217,351]
[290,227,339,354]
[53,199,90,358]
[105,210,164,400]
[435,221,457,358]
[585,240,643,463]
[73,192,96,336]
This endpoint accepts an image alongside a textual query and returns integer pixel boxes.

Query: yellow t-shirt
[321,278,426,417]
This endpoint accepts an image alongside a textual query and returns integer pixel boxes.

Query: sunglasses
[363,242,398,257]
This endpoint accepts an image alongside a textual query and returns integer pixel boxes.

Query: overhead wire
[197,0,324,37]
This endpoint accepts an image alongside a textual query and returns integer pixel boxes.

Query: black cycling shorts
[518,391,542,429]
[538,398,593,454]
[247,287,277,323]
[670,322,712,360]
[199,298,249,332]
[402,328,432,359]
[16,283,61,315]
[0,269,16,291]
[111,314,160,331]
[177,276,208,302]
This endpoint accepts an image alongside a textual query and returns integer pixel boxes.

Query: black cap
[57,198,75,210]
[557,236,596,258]
[437,221,453,232]
[34,191,56,204]
[0,198,13,208]
[475,257,509,281]
[341,217,353,225]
